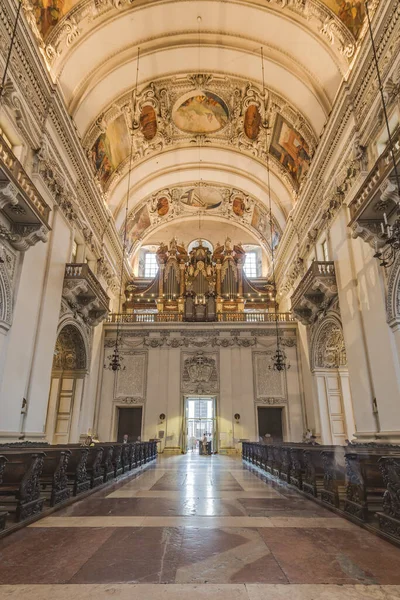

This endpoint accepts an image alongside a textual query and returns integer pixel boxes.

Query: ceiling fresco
[27,0,367,42]
[124,184,283,257]
[84,74,318,197]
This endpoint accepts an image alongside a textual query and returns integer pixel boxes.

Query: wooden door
[257,407,283,442]
[117,407,143,442]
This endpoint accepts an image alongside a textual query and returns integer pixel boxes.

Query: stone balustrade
[0,132,51,251]
[63,263,109,326]
[291,261,337,325]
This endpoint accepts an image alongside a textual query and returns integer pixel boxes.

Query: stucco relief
[386,252,400,329]
[181,351,219,394]
[311,316,347,370]
[253,351,286,401]
[0,250,13,333]
[115,352,147,402]
[125,183,282,257]
[53,324,87,370]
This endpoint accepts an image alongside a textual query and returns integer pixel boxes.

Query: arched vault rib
[110,149,292,233]
[43,0,354,89]
[68,40,333,130]
[72,45,330,137]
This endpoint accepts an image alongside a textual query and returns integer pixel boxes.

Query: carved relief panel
[181,350,219,395]
[252,351,287,403]
[115,351,148,403]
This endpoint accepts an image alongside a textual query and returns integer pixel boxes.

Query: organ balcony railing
[0,132,51,251]
[63,263,110,326]
[349,126,400,247]
[291,261,337,325]
[107,311,294,324]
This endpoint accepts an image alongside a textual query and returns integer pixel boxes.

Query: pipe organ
[125,238,274,321]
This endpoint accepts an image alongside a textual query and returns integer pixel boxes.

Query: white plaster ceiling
[29,0,360,256]
[111,147,292,231]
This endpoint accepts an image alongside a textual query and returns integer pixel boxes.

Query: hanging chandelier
[260,48,290,372]
[104,48,140,371]
[105,340,124,372]
[364,1,400,269]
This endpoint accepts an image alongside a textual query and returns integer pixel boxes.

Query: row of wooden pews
[242,441,400,544]
[0,441,157,533]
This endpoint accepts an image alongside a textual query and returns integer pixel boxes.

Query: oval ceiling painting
[244,105,261,141]
[140,105,157,141]
[180,186,222,210]
[172,92,229,134]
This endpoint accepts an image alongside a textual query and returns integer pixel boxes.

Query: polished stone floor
[1,453,400,599]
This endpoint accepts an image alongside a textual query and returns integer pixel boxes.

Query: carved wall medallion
[181,350,219,394]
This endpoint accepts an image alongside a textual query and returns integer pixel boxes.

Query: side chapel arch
[386,252,400,329]
[311,314,347,372]
[47,321,89,443]
[310,313,354,444]
[0,260,13,333]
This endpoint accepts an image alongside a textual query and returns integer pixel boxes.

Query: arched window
[243,245,262,278]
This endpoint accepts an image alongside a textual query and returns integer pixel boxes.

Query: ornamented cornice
[39,0,356,71]
[275,0,399,291]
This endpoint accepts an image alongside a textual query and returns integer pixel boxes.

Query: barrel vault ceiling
[23,0,371,262]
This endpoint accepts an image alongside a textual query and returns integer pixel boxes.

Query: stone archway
[311,315,355,444]
[385,253,400,373]
[0,260,13,334]
[46,323,88,443]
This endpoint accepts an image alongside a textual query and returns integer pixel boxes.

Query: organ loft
[124,238,275,321]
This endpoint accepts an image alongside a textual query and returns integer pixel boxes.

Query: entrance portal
[184,396,216,454]
[117,407,143,443]
[257,406,283,442]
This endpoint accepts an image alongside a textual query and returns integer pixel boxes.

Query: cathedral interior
[0,0,400,597]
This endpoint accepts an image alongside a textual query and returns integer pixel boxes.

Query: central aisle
[1,453,400,599]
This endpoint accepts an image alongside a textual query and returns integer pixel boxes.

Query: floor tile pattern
[0,453,399,599]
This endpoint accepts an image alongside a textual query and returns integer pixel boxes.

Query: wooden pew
[301,447,327,499]
[0,451,46,521]
[343,446,400,522]
[289,446,305,490]
[0,455,9,530]
[320,447,346,508]
[85,446,104,488]
[54,445,91,495]
[377,455,400,540]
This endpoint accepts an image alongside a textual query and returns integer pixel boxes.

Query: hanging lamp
[104,48,140,371]
[260,48,290,372]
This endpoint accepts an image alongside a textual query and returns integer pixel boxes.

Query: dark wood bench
[85,446,104,488]
[0,455,9,530]
[343,446,400,522]
[0,451,46,521]
[320,447,346,508]
[376,455,400,540]
[54,445,91,495]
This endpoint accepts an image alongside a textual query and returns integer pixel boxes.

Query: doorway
[257,406,283,442]
[117,406,143,443]
[184,396,216,453]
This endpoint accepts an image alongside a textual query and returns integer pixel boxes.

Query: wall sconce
[159,413,166,421]
[234,413,241,422]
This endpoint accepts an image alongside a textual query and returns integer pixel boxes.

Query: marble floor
[1,453,400,599]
